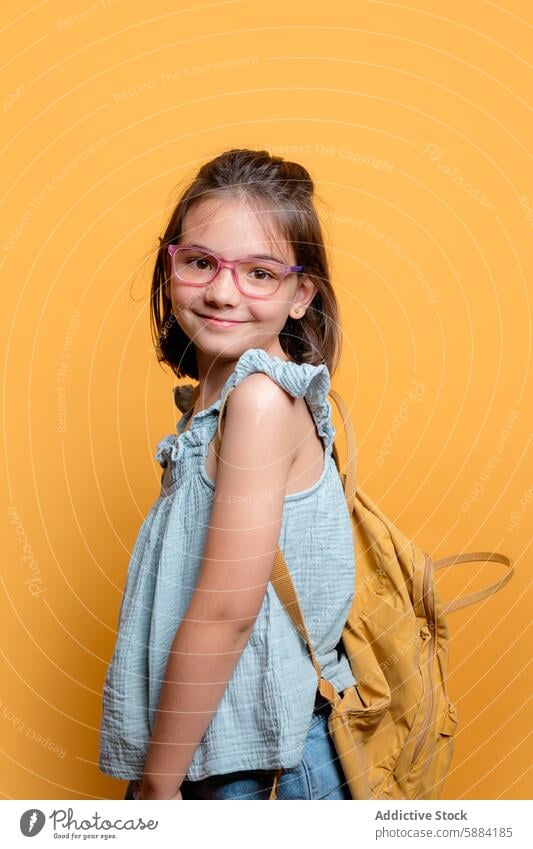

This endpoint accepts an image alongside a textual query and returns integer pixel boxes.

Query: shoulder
[220,372,298,468]
[217,349,334,467]
[228,370,297,415]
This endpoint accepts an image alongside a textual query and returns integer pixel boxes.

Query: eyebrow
[186,242,288,264]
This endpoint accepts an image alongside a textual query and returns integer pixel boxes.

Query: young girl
[98,148,357,800]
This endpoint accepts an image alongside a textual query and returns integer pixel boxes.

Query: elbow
[216,608,258,640]
[185,600,258,643]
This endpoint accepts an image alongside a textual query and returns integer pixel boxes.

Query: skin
[139,196,318,799]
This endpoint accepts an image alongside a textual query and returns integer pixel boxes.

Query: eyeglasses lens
[172,248,283,296]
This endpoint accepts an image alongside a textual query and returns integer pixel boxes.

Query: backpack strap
[327,388,358,509]
[432,551,514,615]
[270,548,338,704]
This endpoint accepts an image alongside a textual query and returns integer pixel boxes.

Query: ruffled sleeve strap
[221,348,336,457]
[155,433,178,467]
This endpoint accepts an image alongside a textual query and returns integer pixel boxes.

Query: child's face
[164,196,317,362]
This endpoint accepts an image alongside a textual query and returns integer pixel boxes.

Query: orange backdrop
[1,0,531,800]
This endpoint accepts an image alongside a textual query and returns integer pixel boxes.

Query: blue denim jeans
[124,693,350,800]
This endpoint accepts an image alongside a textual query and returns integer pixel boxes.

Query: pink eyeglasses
[167,244,304,299]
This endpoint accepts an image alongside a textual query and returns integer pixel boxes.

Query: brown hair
[150,148,342,380]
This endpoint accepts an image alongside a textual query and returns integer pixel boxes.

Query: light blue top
[98,347,356,781]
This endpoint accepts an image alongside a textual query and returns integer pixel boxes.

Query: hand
[136,780,183,800]
[140,788,183,800]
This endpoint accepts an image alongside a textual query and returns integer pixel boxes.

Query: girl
[98,148,357,800]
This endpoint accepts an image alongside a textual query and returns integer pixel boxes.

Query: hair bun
[279,160,314,195]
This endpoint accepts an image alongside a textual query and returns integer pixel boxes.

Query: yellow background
[1,0,531,801]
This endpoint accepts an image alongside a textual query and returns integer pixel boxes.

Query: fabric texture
[124,692,350,800]
[98,347,356,782]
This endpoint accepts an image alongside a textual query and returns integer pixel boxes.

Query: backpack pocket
[417,700,459,799]
[393,623,434,781]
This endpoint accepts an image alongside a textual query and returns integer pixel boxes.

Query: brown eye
[249,267,275,280]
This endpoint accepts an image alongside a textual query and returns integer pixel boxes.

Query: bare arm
[140,373,296,798]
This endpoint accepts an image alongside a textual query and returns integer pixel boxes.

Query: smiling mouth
[196,313,246,323]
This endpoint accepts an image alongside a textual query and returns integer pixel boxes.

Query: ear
[299,273,318,303]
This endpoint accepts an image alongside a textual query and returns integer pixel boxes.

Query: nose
[203,264,241,307]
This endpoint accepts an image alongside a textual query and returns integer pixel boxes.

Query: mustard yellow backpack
[214,385,515,800]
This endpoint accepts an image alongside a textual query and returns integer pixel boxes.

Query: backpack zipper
[411,553,436,767]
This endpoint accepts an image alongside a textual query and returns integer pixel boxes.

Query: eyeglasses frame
[167,244,304,300]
